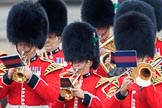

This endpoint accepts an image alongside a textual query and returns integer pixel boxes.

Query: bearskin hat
[62,22,100,70]
[139,0,162,32]
[115,0,156,33]
[114,11,155,58]
[7,1,49,49]
[38,0,67,35]
[81,0,114,28]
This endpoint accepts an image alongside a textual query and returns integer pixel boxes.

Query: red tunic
[104,74,162,108]
[96,65,108,77]
[155,37,162,55]
[0,51,7,108]
[43,48,71,70]
[0,55,63,106]
[55,72,106,108]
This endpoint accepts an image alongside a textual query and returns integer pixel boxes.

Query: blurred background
[0,0,82,54]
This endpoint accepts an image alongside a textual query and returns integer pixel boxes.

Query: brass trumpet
[60,69,81,100]
[13,51,29,83]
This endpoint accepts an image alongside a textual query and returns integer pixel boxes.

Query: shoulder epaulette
[44,63,63,76]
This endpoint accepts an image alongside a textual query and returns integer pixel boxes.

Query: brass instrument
[99,36,115,51]
[101,55,162,98]
[100,52,115,72]
[131,62,155,87]
[60,69,81,100]
[99,36,116,73]
[122,54,161,83]
[13,51,29,83]
[101,68,132,98]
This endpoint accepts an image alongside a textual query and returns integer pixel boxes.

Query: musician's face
[72,60,92,74]
[96,27,110,44]
[17,42,32,53]
[16,42,36,58]
[44,34,61,52]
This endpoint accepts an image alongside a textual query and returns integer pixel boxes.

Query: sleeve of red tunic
[0,73,13,99]
[104,95,121,108]
[103,75,127,108]
[142,84,162,108]
[81,90,103,108]
[27,69,61,103]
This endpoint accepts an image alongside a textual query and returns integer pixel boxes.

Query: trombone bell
[131,62,155,87]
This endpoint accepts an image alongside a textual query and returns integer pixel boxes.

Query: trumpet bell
[13,71,26,83]
[60,88,73,100]
[60,71,81,100]
[131,62,155,87]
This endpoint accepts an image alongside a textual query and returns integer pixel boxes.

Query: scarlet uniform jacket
[43,48,71,71]
[96,65,108,77]
[104,73,162,108]
[155,37,162,56]
[0,55,63,106]
[55,72,106,108]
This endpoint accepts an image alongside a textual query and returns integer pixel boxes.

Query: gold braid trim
[44,63,63,76]
[101,78,120,99]
[151,55,162,85]
[39,56,63,76]
[106,86,119,98]
[153,76,162,85]
[95,76,118,88]
[0,63,7,77]
[153,65,162,85]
